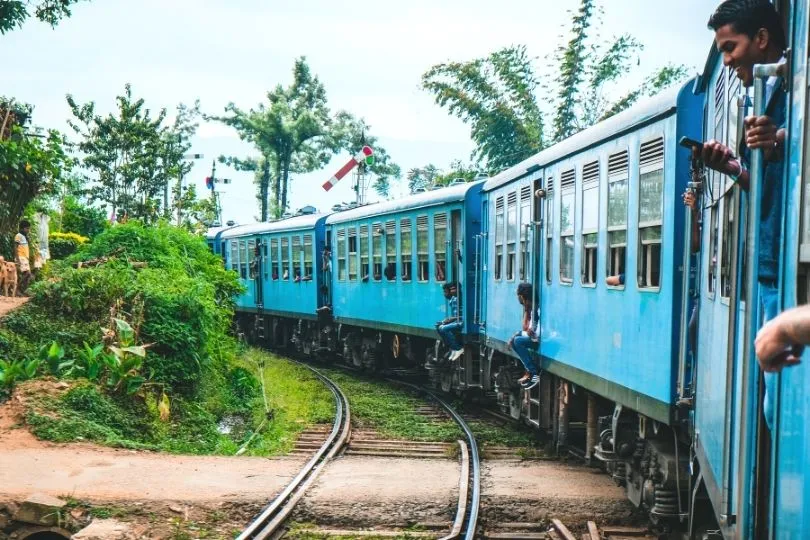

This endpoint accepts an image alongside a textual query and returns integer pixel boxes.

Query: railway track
[236,362,351,540]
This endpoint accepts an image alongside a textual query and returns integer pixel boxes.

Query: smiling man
[701,0,787,430]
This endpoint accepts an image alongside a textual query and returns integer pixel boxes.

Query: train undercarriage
[236,310,702,538]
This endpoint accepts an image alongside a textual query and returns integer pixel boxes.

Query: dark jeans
[437,321,463,351]
[512,335,538,377]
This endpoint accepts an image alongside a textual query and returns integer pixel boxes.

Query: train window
[434,213,447,282]
[417,215,429,282]
[607,151,628,285]
[581,161,599,286]
[291,236,302,281]
[281,237,290,280]
[708,70,726,295]
[506,192,517,281]
[720,192,735,298]
[230,241,239,273]
[303,234,313,279]
[248,239,257,280]
[495,196,504,280]
[638,137,665,289]
[372,222,382,281]
[270,238,279,280]
[560,169,576,284]
[520,186,532,281]
[337,230,346,281]
[239,240,248,280]
[401,218,412,282]
[261,240,268,281]
[348,228,358,281]
[545,178,554,284]
[360,225,370,281]
[385,220,396,281]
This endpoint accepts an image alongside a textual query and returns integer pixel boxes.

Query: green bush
[49,231,89,260]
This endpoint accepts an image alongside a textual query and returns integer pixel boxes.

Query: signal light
[205,176,213,190]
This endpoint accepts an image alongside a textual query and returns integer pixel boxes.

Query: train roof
[218,213,329,239]
[325,181,484,225]
[483,81,689,193]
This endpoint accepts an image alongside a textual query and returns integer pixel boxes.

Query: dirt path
[0,297,28,320]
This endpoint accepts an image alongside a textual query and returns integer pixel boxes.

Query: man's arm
[755,305,810,371]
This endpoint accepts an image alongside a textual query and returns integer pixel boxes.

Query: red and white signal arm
[322,146,373,192]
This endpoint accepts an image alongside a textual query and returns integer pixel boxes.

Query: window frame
[545,176,554,284]
[559,168,576,285]
[372,222,383,282]
[494,196,504,281]
[416,215,429,282]
[506,191,517,281]
[303,234,313,279]
[519,185,532,281]
[359,224,370,281]
[581,160,599,287]
[336,229,347,282]
[434,213,447,283]
[400,217,413,282]
[606,149,629,289]
[384,220,397,281]
[270,237,279,280]
[637,136,665,292]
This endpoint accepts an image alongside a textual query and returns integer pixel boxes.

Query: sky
[4,0,720,224]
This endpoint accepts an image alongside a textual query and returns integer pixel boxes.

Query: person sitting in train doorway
[436,283,464,362]
[509,282,540,390]
[701,0,787,430]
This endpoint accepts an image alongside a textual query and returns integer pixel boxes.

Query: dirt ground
[0,297,28,320]
[0,389,636,538]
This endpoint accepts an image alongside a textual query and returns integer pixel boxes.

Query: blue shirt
[448,295,458,318]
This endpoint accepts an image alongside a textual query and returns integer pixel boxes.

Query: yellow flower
[24,163,32,173]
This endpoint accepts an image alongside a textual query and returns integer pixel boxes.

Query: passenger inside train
[436,283,464,362]
[701,0,787,429]
[510,282,540,390]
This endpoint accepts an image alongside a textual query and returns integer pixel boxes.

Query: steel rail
[236,363,351,540]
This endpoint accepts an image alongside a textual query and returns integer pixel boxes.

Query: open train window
[239,240,248,280]
[638,137,664,290]
[560,169,576,284]
[230,241,239,273]
[348,228,358,281]
[372,223,382,281]
[707,68,726,296]
[495,196,504,280]
[359,225,369,281]
[303,234,313,279]
[520,186,532,281]
[506,192,517,280]
[434,213,447,282]
[336,230,346,281]
[385,221,396,281]
[607,151,628,286]
[581,160,599,286]
[417,215,429,282]
[247,239,256,280]
[291,236,301,281]
[545,177,554,284]
[270,238,279,280]
[400,218,412,282]
[281,237,290,280]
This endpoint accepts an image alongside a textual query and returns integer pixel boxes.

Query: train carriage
[324,182,483,386]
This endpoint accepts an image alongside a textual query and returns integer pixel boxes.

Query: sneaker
[449,349,464,361]
[517,372,530,384]
[521,375,540,390]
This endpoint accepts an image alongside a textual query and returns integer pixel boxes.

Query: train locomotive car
[478,80,703,526]
[323,182,484,388]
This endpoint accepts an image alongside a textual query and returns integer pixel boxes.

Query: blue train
[208,1,810,537]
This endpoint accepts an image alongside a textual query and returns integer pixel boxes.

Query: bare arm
[755,305,810,371]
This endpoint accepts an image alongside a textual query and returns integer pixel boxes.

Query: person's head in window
[708,0,786,87]
[442,282,458,300]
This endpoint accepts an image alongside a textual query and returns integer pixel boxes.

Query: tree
[422,0,689,173]
[422,45,545,172]
[57,195,107,238]
[0,97,73,244]
[407,161,480,194]
[67,84,201,223]
[212,58,400,219]
[0,0,84,34]
[407,164,439,194]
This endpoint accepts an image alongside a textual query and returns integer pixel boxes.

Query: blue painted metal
[327,183,484,338]
[219,214,330,317]
[482,80,701,424]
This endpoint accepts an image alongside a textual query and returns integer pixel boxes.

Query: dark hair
[517,282,533,301]
[708,0,786,51]
[19,219,30,229]
[442,283,455,292]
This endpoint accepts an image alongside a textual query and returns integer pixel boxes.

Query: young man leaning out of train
[509,283,540,390]
[700,0,787,429]
[436,283,464,362]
